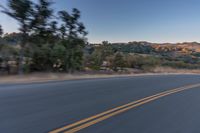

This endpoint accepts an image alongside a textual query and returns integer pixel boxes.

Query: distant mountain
[152,42,200,54]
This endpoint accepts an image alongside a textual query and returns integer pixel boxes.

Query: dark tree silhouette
[0,25,3,37]
[58,8,88,38]
[58,8,88,72]
[31,0,53,38]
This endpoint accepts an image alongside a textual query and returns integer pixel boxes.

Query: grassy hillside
[85,42,200,72]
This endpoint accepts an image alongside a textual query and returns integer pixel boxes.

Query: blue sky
[1,0,200,43]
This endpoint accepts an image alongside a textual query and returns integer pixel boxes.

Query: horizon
[89,41,200,44]
[2,31,200,44]
[1,0,200,43]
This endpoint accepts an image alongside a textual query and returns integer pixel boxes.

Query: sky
[1,0,200,43]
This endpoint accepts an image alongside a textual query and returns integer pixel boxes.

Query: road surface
[1,74,200,133]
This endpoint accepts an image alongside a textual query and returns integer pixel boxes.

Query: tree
[51,43,67,71]
[59,24,67,39]
[30,0,53,38]
[102,41,109,45]
[0,25,3,45]
[58,8,88,38]
[0,25,3,37]
[1,0,33,74]
[87,47,103,70]
[112,52,125,71]
[0,1,88,73]
[29,0,55,71]
[58,8,88,72]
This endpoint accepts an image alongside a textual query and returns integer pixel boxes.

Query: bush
[162,61,190,69]
[125,54,160,70]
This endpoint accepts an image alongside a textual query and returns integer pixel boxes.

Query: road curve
[0,74,200,133]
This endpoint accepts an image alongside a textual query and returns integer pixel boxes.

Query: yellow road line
[49,83,200,133]
[64,90,181,133]
[49,88,178,133]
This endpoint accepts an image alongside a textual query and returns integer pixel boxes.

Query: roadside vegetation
[1,0,200,75]
[0,0,87,74]
[85,42,200,72]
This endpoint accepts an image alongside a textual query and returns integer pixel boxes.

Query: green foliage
[58,8,88,38]
[61,38,85,72]
[1,0,34,74]
[125,54,160,71]
[87,48,103,70]
[0,44,18,59]
[112,52,125,71]
[30,0,53,38]
[85,43,162,72]
[51,43,67,71]
[85,44,114,70]
[30,43,52,71]
[140,56,160,71]
[111,42,154,54]
[162,61,196,69]
[3,33,23,45]
[0,0,88,74]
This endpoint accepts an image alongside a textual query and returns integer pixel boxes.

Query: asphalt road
[1,74,200,133]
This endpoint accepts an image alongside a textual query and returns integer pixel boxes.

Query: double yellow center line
[49,83,200,133]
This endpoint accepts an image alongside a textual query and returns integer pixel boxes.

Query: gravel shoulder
[0,72,199,84]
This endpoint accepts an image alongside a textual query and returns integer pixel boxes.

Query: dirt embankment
[0,67,200,84]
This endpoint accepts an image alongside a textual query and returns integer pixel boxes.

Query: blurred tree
[0,25,3,37]
[30,0,53,38]
[51,43,67,71]
[3,32,23,45]
[102,41,109,45]
[59,24,67,40]
[29,0,55,71]
[1,0,33,74]
[59,8,88,38]
[0,25,3,45]
[0,1,88,73]
[58,8,88,72]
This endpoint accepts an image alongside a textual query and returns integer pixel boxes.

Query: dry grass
[153,67,200,74]
[0,73,135,84]
[0,68,199,84]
